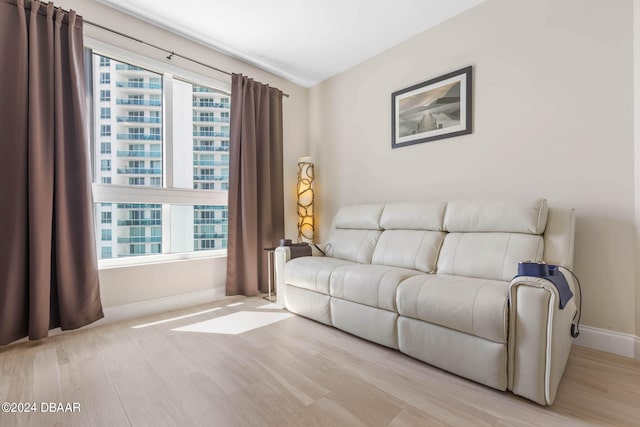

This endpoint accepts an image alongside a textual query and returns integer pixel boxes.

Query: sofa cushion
[380,201,447,230]
[437,232,544,282]
[444,199,548,234]
[371,230,445,273]
[397,274,509,343]
[325,229,382,264]
[331,298,399,349]
[285,284,331,325]
[330,264,425,311]
[333,204,384,230]
[284,256,353,295]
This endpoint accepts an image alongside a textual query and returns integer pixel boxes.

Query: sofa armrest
[274,246,323,307]
[508,275,577,405]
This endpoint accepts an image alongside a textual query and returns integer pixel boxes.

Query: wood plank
[1,296,639,426]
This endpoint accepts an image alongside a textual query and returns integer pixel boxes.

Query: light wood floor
[1,296,639,427]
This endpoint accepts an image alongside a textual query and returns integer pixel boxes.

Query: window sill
[98,249,227,270]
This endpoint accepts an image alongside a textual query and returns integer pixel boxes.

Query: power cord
[563,267,582,338]
[313,243,326,256]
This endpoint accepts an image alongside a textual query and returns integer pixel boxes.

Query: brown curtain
[226,74,284,296]
[0,0,103,346]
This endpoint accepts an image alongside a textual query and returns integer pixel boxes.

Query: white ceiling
[97,0,486,88]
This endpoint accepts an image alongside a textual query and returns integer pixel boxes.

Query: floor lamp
[297,157,314,243]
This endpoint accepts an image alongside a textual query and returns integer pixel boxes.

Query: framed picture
[392,66,472,148]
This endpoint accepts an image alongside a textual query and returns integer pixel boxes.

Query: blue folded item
[515,262,574,309]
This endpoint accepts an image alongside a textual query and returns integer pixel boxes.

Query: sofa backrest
[324,204,384,263]
[542,207,576,270]
[325,198,575,280]
[437,199,548,281]
[371,202,447,273]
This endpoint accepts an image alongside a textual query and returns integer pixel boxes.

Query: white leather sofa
[274,199,577,405]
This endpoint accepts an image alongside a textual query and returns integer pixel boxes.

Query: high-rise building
[92,54,230,259]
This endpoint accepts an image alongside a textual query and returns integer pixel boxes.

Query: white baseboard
[97,287,227,327]
[573,325,640,360]
[10,288,228,344]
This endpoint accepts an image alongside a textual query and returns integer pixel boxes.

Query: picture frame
[392,66,472,148]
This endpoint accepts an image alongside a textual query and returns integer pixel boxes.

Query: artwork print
[392,66,472,148]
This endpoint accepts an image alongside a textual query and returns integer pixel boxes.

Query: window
[89,52,229,261]
[130,227,146,237]
[101,247,112,258]
[221,183,228,190]
[199,126,214,135]
[127,128,146,141]
[195,182,214,190]
[198,112,214,122]
[128,78,143,88]
[101,229,112,241]
[130,244,145,255]
[129,177,145,186]
[199,240,215,250]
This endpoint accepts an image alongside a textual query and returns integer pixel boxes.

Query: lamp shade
[297,157,314,243]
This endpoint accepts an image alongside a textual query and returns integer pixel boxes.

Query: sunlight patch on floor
[132,307,222,329]
[172,311,294,335]
[256,303,283,310]
[226,302,245,307]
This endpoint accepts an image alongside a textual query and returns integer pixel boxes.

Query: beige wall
[54,0,309,308]
[634,0,640,357]
[309,0,636,334]
[98,257,227,307]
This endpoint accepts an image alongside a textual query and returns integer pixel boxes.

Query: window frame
[86,38,231,268]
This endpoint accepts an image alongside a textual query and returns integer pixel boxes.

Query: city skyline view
[92,53,230,259]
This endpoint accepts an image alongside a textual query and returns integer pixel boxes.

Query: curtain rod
[84,19,290,98]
